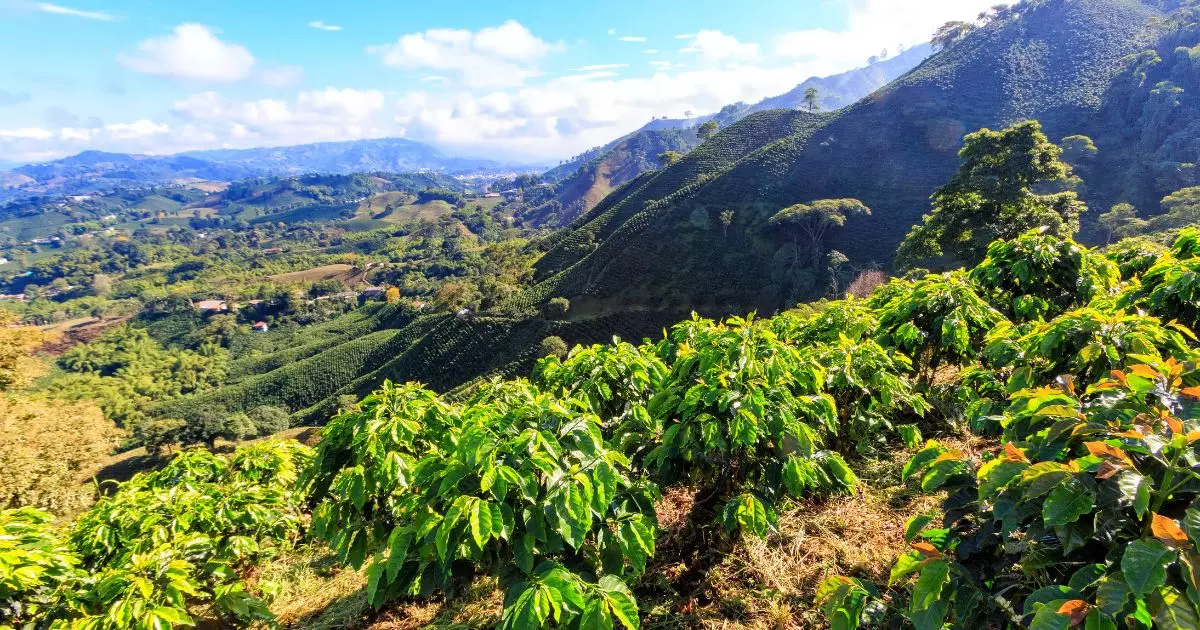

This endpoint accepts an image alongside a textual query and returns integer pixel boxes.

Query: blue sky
[0,0,1000,163]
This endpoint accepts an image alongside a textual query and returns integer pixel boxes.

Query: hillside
[2,138,527,203]
[531,48,933,226]
[521,0,1174,314]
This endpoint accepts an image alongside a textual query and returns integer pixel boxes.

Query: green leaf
[365,560,385,606]
[1043,480,1095,527]
[1152,585,1200,628]
[905,515,934,544]
[469,500,493,548]
[602,590,639,630]
[1095,572,1131,618]
[1121,539,1174,596]
[910,559,949,613]
[579,599,614,630]
[514,534,535,575]
[898,424,922,449]
[977,457,1028,500]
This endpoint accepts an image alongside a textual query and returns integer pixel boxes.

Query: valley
[4,1,1200,629]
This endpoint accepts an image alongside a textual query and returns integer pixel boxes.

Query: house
[262,247,283,255]
[483,192,502,198]
[252,322,269,333]
[456,308,472,320]
[411,301,427,310]
[360,287,386,299]
[195,300,228,312]
[334,291,359,300]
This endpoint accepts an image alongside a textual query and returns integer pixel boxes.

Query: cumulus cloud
[34,2,115,21]
[369,20,557,88]
[678,31,759,61]
[308,20,342,32]
[775,0,1007,66]
[119,23,256,82]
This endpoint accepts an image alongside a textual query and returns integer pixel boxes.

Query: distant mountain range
[530,44,933,225]
[0,138,532,203]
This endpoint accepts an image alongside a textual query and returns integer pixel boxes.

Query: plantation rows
[293,309,685,425]
[155,327,412,420]
[9,227,1200,628]
[227,303,416,381]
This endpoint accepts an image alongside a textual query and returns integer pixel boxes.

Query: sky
[0,0,1004,165]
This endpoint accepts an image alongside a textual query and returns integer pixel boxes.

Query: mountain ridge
[519,0,1174,314]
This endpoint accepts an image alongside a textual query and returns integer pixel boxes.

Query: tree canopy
[896,120,1084,269]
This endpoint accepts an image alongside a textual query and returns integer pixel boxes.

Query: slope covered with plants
[522,0,1179,315]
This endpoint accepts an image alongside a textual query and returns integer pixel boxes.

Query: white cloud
[35,2,115,21]
[618,36,647,43]
[119,23,256,82]
[679,30,759,61]
[607,29,616,35]
[644,49,659,54]
[575,64,627,71]
[308,20,342,32]
[105,120,169,139]
[2,1,1008,163]
[0,128,54,140]
[775,0,1007,66]
[370,20,556,88]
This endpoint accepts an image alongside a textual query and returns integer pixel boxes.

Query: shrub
[248,405,291,435]
[536,335,569,359]
[846,270,888,299]
[969,229,1119,322]
[542,297,570,320]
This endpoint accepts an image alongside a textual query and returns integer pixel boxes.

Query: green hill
[519,0,1175,315]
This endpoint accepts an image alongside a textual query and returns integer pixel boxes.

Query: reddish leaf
[1152,513,1189,549]
[1057,599,1089,625]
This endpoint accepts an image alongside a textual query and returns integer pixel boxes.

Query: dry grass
[638,435,994,630]
[269,264,355,284]
[259,544,502,630]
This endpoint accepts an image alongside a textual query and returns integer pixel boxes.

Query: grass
[635,435,991,629]
[355,194,454,223]
[259,544,502,629]
[269,264,354,284]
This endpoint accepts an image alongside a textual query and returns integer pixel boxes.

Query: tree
[248,406,290,435]
[1142,187,1200,233]
[1098,203,1142,243]
[384,287,401,304]
[697,120,719,141]
[719,209,735,237]
[538,335,569,359]
[542,297,570,320]
[90,274,113,298]
[769,199,871,269]
[803,87,821,112]
[896,120,1085,268]
[658,151,683,167]
[932,21,973,50]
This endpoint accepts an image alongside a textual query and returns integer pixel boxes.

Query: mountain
[520,0,1180,315]
[530,45,934,226]
[1,138,528,203]
[181,138,516,177]
[745,43,934,114]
